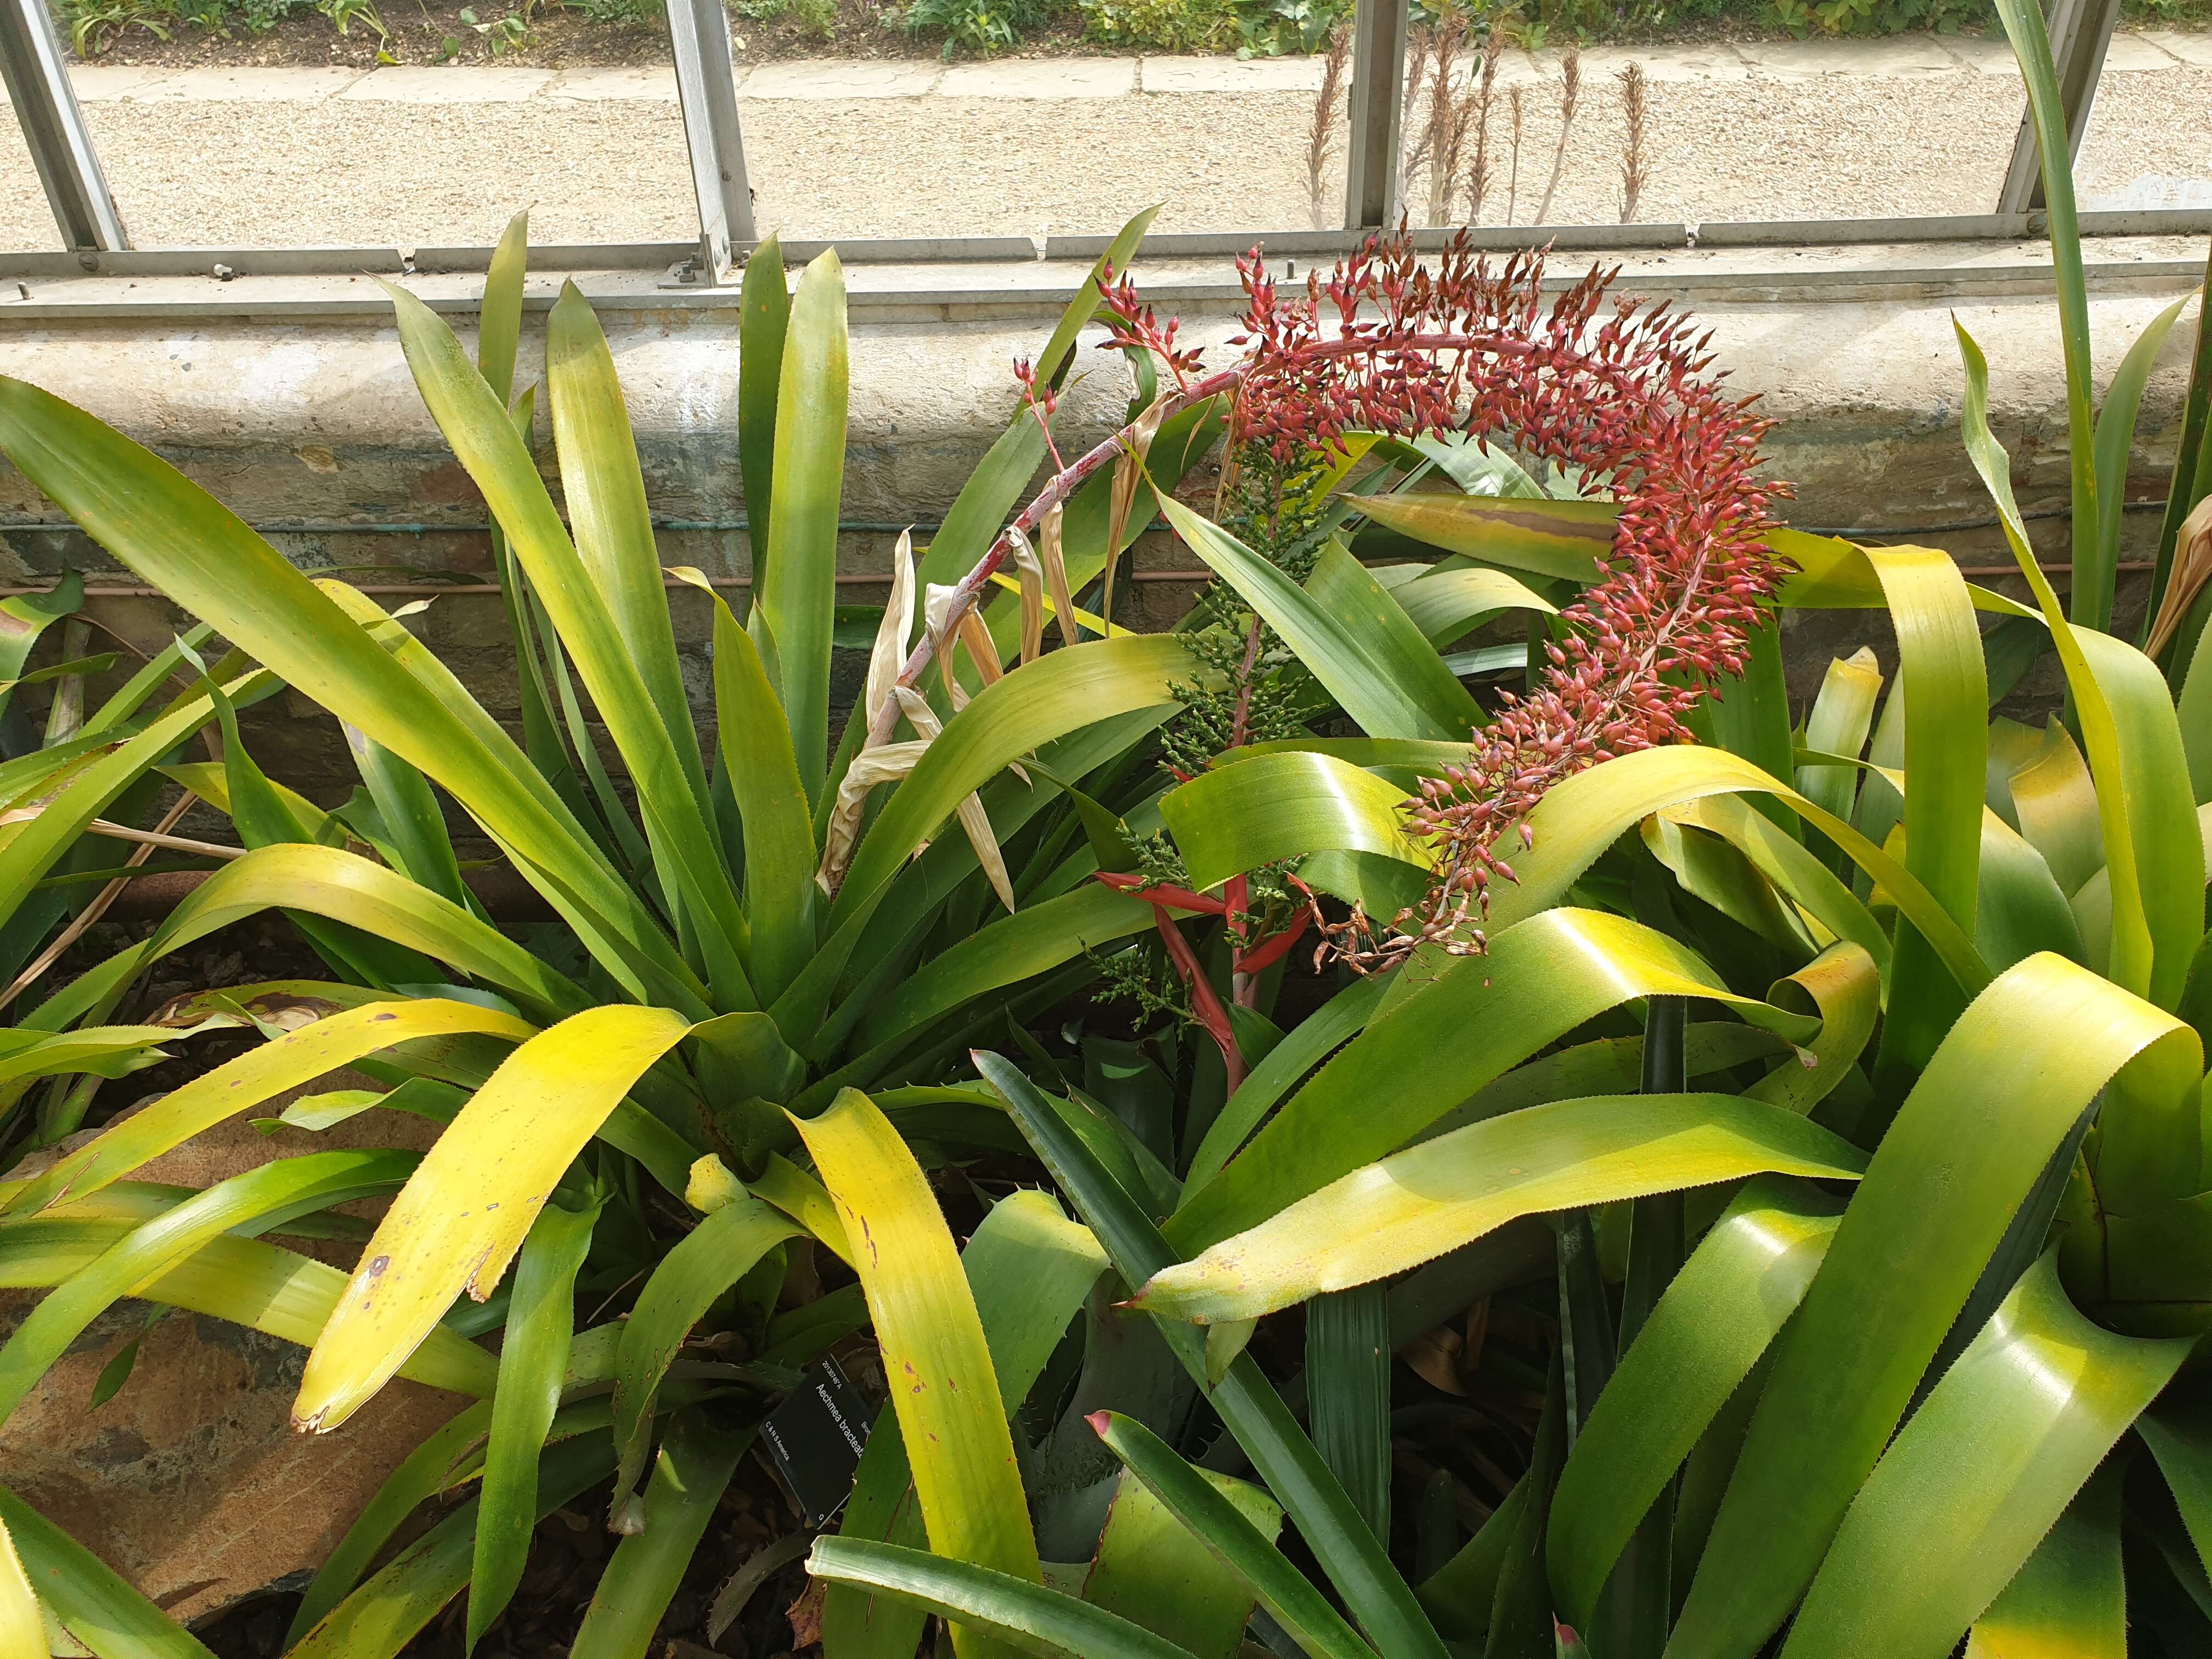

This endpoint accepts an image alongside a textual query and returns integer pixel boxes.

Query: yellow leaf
[294,1005,693,1432]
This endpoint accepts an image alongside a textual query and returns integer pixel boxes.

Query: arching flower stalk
[882,226,1789,975]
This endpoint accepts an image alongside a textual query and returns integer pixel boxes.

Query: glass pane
[2072,29,2212,211]
[66,50,693,248]
[736,52,1345,240]
[0,84,63,253]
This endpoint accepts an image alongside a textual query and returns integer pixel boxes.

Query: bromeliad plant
[0,202,1271,1649]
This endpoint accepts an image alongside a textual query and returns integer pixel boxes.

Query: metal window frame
[0,0,126,253]
[1997,0,2125,214]
[664,0,753,283]
[0,0,2187,287]
[1343,0,1409,232]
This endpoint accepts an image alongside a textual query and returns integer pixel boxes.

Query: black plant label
[760,1358,873,1527]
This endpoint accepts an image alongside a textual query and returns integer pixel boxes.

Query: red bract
[1103,226,1788,972]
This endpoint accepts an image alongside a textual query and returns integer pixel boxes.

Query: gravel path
[1,55,2205,250]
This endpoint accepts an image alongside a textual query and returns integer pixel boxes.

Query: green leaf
[547,285,710,821]
[1964,1463,2125,1659]
[2139,1395,2212,1571]
[1307,1284,1392,1544]
[689,576,816,1003]
[1417,1474,1525,1639]
[2148,257,2212,650]
[606,1195,802,1520]
[345,728,471,911]
[846,884,1155,1062]
[1858,545,1988,1091]
[975,1052,1450,1659]
[0,1480,216,1659]
[290,1401,494,1644]
[1156,496,1456,740]
[1985,0,2097,624]
[795,1089,1043,1659]
[1162,752,1430,892]
[1693,616,1795,808]
[1082,1461,1286,1659]
[1136,1096,1863,1324]
[1670,953,2201,1659]
[469,1197,598,1652]
[830,635,1193,926]
[572,1412,751,1659]
[1547,1177,1841,1628]
[1090,1411,1373,1659]
[0,376,702,1014]
[0,1151,414,1425]
[1348,492,1613,583]
[1956,322,2205,1018]
[1390,565,1557,647]
[758,251,849,805]
[2,995,533,1219]
[1184,972,1393,1191]
[0,1512,39,1659]
[0,1216,495,1407]
[807,1538,1205,1659]
[1780,1255,2187,1659]
[289,1434,617,1659]
[2088,293,2196,634]
[0,672,250,937]
[1306,540,1481,735]
[738,235,790,581]
[476,207,529,405]
[1165,907,1821,1258]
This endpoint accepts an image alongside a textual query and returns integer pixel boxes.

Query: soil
[192,1463,830,1659]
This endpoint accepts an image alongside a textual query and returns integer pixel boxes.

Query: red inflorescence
[1101,227,1791,972]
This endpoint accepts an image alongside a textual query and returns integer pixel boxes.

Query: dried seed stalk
[1617,62,1652,224]
[1308,23,1353,231]
[1465,40,1500,225]
[1534,44,1580,226]
[1504,85,1525,225]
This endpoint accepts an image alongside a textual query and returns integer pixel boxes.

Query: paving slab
[126,66,367,100]
[1736,36,1962,77]
[63,66,183,101]
[740,59,941,97]
[1574,43,1751,82]
[2098,32,2187,69]
[2135,29,2212,67]
[1139,53,1325,92]
[1939,36,2028,75]
[937,57,1136,97]
[546,65,680,100]
[337,66,554,102]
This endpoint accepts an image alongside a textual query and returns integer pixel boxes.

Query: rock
[0,1069,480,1626]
